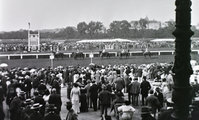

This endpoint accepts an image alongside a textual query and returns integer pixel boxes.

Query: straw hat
[31,103,42,110]
[24,99,32,105]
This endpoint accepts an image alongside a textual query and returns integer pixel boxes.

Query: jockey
[145,47,149,52]
[102,49,106,53]
[122,49,125,53]
[77,49,80,53]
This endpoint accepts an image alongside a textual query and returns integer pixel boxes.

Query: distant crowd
[0,62,199,120]
[0,40,177,52]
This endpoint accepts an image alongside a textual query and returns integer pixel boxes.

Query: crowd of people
[0,40,177,53]
[0,62,199,120]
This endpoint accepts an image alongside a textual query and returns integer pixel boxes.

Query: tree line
[1,18,199,40]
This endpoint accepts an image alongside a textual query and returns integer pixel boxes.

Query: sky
[0,0,199,31]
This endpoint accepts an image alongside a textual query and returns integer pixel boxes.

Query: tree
[139,18,149,29]
[87,21,104,38]
[77,22,88,37]
[64,27,78,39]
[108,20,131,38]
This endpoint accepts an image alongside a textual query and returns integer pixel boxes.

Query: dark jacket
[44,112,61,120]
[9,96,23,120]
[146,94,160,114]
[154,92,164,108]
[99,90,111,105]
[66,109,78,120]
[129,81,140,94]
[89,84,98,99]
[140,80,151,97]
[48,93,62,112]
[29,111,43,120]
[24,78,32,92]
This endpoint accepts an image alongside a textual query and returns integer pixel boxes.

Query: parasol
[0,63,8,68]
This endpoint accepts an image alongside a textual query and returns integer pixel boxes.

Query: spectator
[98,85,112,117]
[65,101,78,120]
[70,83,81,114]
[140,76,151,106]
[141,107,156,120]
[44,104,61,120]
[89,81,99,111]
[146,89,160,118]
[48,88,62,115]
[118,100,135,120]
[154,87,164,111]
[129,77,140,106]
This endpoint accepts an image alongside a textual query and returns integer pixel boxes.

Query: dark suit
[24,78,32,98]
[140,80,151,105]
[129,81,140,106]
[99,90,111,116]
[146,94,160,117]
[48,93,62,114]
[89,83,98,111]
[44,112,61,120]
[9,97,23,120]
[34,95,46,116]
[154,91,164,110]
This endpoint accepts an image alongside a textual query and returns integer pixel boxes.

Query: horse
[53,51,64,59]
[71,52,84,59]
[99,51,111,58]
[118,51,130,58]
[142,49,152,58]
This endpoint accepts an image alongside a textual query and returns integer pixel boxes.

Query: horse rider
[77,49,80,53]
[102,49,106,53]
[121,49,125,53]
[145,47,149,53]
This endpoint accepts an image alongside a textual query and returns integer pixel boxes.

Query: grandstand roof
[76,38,134,43]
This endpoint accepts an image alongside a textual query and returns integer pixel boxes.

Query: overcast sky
[0,0,198,31]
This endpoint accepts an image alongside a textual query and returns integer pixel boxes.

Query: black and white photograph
[0,0,199,120]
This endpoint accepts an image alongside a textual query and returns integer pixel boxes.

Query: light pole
[172,0,194,119]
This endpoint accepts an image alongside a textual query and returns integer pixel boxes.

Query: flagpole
[28,22,30,51]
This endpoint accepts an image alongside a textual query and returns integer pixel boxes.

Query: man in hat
[9,91,26,120]
[141,107,156,120]
[24,75,32,98]
[140,76,151,106]
[48,88,62,115]
[29,103,43,120]
[89,81,99,111]
[146,89,160,118]
[44,104,61,120]
[52,77,61,94]
[38,80,47,96]
[98,85,112,117]
[21,99,33,120]
[84,80,91,108]
[154,87,164,111]
[129,77,140,106]
[114,74,125,92]
[33,91,46,116]
[65,101,78,120]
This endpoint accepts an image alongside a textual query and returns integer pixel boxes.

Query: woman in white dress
[70,83,81,114]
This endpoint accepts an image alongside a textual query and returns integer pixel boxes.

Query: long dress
[70,87,80,114]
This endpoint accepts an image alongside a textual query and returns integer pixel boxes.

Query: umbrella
[0,63,8,68]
